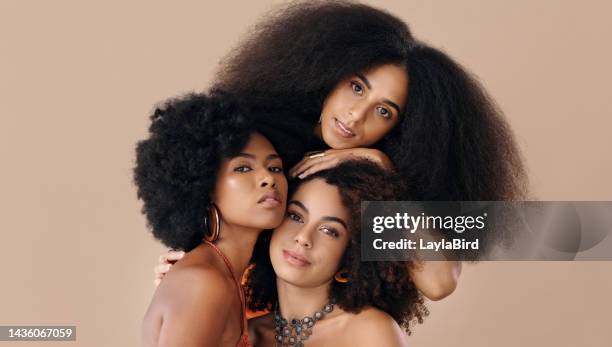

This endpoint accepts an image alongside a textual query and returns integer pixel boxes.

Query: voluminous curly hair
[215,0,412,122]
[213,0,527,203]
[245,160,428,333]
[133,91,255,252]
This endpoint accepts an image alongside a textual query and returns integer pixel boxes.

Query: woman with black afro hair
[135,91,289,346]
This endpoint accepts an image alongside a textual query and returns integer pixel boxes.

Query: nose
[347,100,369,126]
[259,169,276,188]
[294,228,313,249]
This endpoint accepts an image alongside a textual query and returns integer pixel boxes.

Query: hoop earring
[203,204,221,242]
[334,269,350,283]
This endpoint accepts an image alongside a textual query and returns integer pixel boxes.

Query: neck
[276,278,333,319]
[211,221,260,281]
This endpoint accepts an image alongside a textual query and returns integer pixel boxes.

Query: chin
[252,212,285,229]
[274,268,313,287]
[322,133,352,150]
[257,220,283,230]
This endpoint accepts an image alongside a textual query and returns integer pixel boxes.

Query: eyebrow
[235,153,281,161]
[355,73,402,115]
[288,200,348,229]
[355,73,372,90]
[321,216,348,229]
[383,99,402,115]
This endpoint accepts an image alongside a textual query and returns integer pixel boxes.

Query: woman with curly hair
[212,1,528,301]
[246,160,428,346]
[156,0,522,301]
[214,0,526,202]
[134,91,289,346]
[156,160,428,346]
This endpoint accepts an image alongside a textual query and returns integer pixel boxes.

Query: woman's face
[213,132,288,230]
[319,63,409,149]
[269,179,350,288]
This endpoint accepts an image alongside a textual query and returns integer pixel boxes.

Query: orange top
[205,241,253,347]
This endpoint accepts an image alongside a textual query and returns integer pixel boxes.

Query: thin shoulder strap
[204,241,249,337]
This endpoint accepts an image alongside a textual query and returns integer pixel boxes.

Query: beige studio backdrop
[1,0,611,346]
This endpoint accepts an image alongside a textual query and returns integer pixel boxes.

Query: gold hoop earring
[203,204,221,242]
[334,269,350,283]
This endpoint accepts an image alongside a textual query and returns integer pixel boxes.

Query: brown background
[1,1,611,346]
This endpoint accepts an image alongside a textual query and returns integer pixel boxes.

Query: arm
[290,148,393,178]
[409,260,462,301]
[156,268,230,347]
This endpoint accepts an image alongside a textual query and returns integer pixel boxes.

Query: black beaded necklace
[274,298,336,347]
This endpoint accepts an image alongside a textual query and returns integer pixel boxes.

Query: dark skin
[143,244,244,346]
[142,133,288,346]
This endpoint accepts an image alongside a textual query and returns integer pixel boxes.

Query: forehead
[361,64,408,102]
[241,132,277,154]
[291,179,348,218]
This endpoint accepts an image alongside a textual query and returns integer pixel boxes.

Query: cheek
[270,221,293,248]
[277,177,289,201]
[214,177,249,204]
[213,176,255,224]
[363,118,398,143]
[323,88,350,117]
[313,239,347,274]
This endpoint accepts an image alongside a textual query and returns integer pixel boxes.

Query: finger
[298,159,340,178]
[293,156,333,178]
[154,278,161,287]
[290,153,328,176]
[159,250,184,265]
[289,157,313,177]
[166,250,185,263]
[155,263,171,276]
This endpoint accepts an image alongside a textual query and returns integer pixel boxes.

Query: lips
[258,190,282,208]
[282,249,311,266]
[333,118,355,138]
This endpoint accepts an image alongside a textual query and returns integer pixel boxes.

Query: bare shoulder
[142,262,233,346]
[345,307,408,347]
[157,262,232,309]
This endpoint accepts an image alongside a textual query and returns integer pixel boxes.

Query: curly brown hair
[213,0,527,204]
[245,160,428,333]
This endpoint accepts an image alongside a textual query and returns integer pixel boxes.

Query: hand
[289,148,393,178]
[154,250,185,287]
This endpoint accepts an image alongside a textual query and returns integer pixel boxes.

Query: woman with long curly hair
[214,1,526,203]
[246,160,428,346]
[135,91,289,346]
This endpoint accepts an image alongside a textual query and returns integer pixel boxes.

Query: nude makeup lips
[258,190,282,208]
[282,249,311,266]
[333,117,355,138]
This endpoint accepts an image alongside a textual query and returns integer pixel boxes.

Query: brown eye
[320,226,339,238]
[350,81,364,96]
[269,166,283,173]
[234,166,252,172]
[376,106,391,119]
[287,211,304,223]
